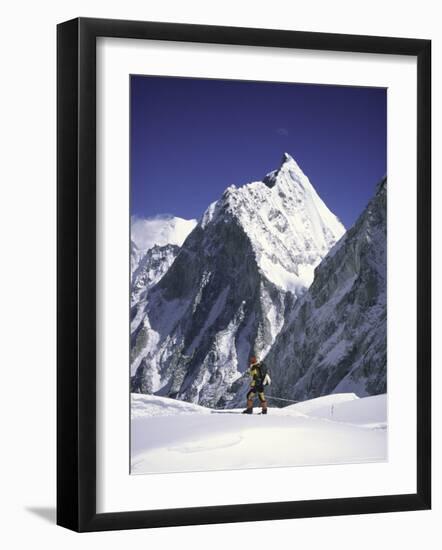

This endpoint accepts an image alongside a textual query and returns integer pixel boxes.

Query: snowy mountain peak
[279,151,304,175]
[199,153,345,294]
[281,151,297,166]
[263,152,303,189]
[131,153,347,407]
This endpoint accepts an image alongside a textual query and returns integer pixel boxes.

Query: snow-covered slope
[131,153,345,407]
[131,393,387,474]
[131,215,197,251]
[131,393,211,418]
[265,177,387,400]
[286,392,387,427]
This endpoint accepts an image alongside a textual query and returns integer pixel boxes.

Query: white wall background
[0,0,439,548]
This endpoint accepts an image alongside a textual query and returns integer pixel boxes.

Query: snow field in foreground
[131,393,387,475]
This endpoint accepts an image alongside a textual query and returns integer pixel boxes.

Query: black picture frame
[57,17,431,532]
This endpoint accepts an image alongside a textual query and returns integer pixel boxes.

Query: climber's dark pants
[247,385,266,403]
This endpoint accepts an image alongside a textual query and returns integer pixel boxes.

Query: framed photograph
[57,17,431,532]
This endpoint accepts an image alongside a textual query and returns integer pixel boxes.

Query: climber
[242,355,271,414]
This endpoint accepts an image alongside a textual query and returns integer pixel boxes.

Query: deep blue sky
[131,76,386,229]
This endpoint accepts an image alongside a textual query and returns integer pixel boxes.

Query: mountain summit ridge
[263,151,303,188]
[201,153,346,293]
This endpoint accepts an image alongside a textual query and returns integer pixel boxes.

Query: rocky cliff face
[131,242,180,306]
[265,177,387,402]
[130,154,345,407]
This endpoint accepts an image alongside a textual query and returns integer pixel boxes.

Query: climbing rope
[266,395,300,404]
